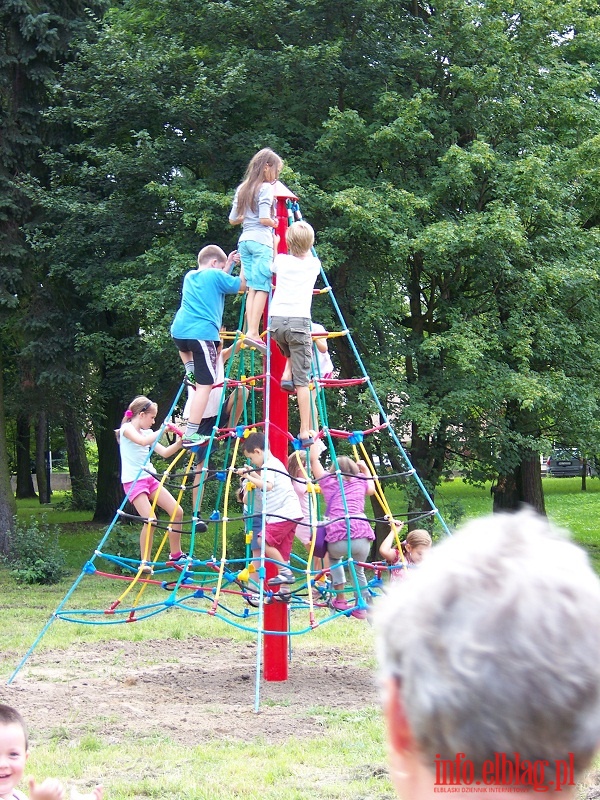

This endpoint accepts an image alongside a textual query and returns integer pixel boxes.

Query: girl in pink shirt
[309,443,375,619]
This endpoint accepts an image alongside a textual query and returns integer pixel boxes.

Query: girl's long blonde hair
[287,449,307,480]
[401,529,433,560]
[114,395,155,441]
[328,455,359,481]
[236,148,283,216]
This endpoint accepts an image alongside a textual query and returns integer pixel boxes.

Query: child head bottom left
[0,704,103,800]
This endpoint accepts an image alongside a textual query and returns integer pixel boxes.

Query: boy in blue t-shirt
[171,245,245,448]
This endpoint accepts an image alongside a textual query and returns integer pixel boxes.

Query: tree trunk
[492,453,546,515]
[15,412,36,499]
[0,359,17,555]
[369,490,391,560]
[63,406,96,510]
[93,394,124,523]
[35,410,50,504]
[407,421,444,530]
[403,252,445,529]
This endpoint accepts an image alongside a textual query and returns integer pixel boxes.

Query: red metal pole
[263,181,296,682]
[266,185,295,462]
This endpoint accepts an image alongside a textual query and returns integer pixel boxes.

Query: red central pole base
[263,561,289,681]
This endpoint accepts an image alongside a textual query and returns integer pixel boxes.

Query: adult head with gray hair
[375,510,600,798]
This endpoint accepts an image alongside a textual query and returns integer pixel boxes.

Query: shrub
[111,522,140,573]
[4,515,67,584]
[438,497,465,532]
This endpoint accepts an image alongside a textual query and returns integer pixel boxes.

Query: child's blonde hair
[197,245,227,267]
[115,396,157,440]
[287,449,307,480]
[329,455,359,480]
[236,148,283,216]
[402,528,432,558]
[286,221,314,257]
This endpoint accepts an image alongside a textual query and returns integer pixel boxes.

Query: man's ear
[384,676,414,754]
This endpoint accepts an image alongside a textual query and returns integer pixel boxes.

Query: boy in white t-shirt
[268,221,321,448]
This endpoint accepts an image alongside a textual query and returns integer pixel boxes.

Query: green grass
[23,719,392,800]
[4,481,600,799]
[435,476,600,571]
[16,495,96,524]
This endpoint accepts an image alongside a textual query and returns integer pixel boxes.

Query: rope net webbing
[9,199,449,694]
[68,340,441,633]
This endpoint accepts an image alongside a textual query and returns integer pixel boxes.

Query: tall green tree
[30,0,600,525]
[296,0,600,513]
[0,0,105,547]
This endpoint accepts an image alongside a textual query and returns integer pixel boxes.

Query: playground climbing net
[9,204,450,690]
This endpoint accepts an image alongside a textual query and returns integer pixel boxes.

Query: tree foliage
[0,0,105,545]
[15,0,600,523]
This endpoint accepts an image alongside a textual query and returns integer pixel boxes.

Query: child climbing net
[9,199,450,694]
[49,323,442,632]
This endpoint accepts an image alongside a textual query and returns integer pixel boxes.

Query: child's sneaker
[182,433,210,450]
[267,568,295,586]
[276,585,292,602]
[169,551,188,563]
[331,597,350,612]
[139,563,153,575]
[351,607,368,620]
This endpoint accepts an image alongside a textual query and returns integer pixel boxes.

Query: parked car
[546,449,594,478]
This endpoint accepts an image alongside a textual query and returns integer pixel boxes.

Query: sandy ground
[1,636,378,746]
[3,636,600,800]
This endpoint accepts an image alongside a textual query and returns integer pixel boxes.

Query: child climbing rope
[308,437,375,619]
[170,245,245,449]
[310,322,334,380]
[379,525,432,581]
[229,148,283,353]
[117,396,185,573]
[309,321,335,430]
[269,221,322,448]
[237,431,301,588]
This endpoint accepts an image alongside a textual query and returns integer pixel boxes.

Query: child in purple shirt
[308,441,375,618]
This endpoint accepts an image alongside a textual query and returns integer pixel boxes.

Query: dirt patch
[2,636,378,746]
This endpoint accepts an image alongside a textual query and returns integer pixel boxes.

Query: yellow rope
[353,443,407,568]
[317,330,347,339]
[113,447,192,607]
[288,450,324,619]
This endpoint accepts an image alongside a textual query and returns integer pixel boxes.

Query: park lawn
[1,559,385,800]
[3,494,386,800]
[4,479,600,800]
[436,476,600,572]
